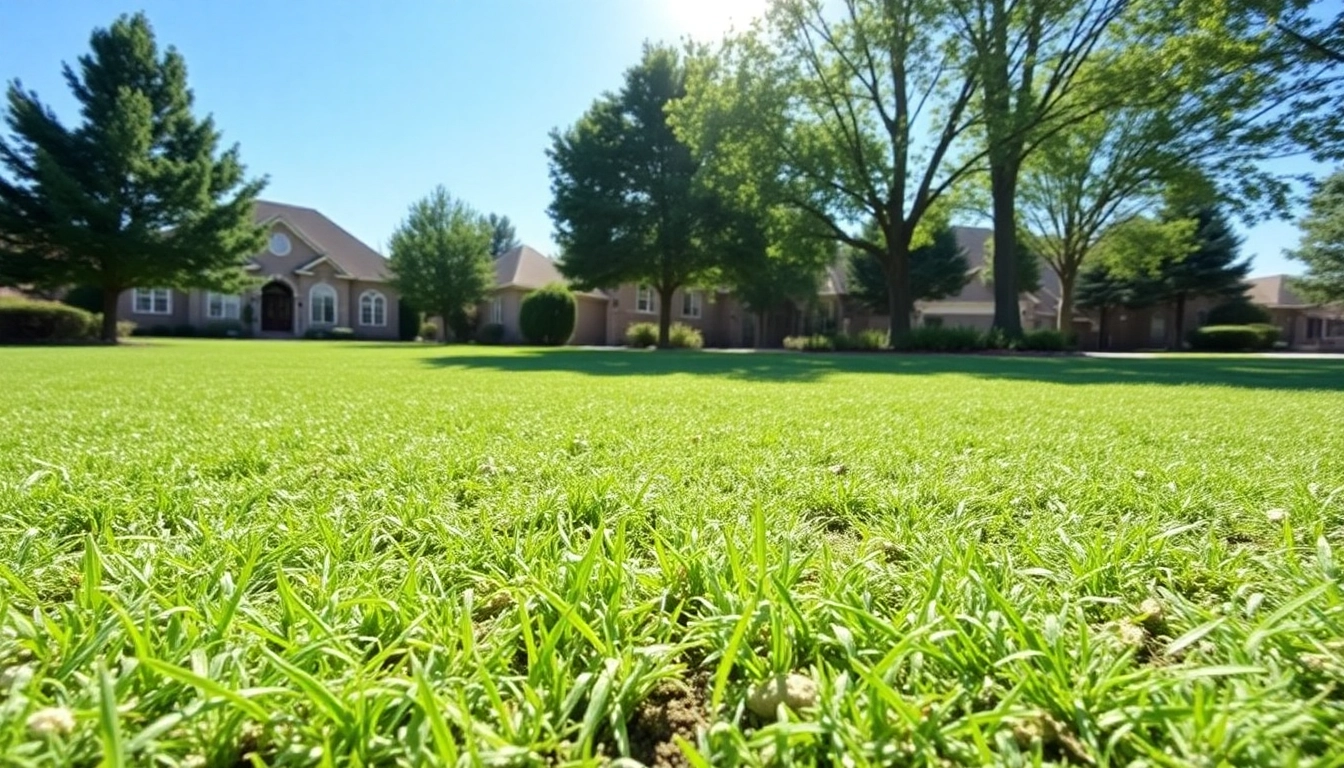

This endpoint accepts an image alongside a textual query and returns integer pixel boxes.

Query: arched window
[310,283,337,325]
[359,290,386,326]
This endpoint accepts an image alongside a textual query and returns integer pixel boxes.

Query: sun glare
[662,0,768,42]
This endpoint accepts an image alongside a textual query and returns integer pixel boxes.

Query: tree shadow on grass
[418,348,1344,392]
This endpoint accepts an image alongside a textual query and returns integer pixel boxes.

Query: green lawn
[1,341,1342,766]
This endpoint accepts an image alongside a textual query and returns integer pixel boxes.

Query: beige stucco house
[480,245,608,345]
[1246,275,1344,350]
[117,200,399,339]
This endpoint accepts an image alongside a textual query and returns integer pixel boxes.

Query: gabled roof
[253,200,389,282]
[1247,274,1312,308]
[493,245,609,300]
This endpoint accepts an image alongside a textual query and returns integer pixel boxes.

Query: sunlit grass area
[2,341,1342,766]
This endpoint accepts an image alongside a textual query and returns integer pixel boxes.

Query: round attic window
[269,233,292,256]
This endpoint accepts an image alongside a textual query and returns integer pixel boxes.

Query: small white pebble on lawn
[26,706,75,737]
[747,673,818,718]
[1266,508,1288,523]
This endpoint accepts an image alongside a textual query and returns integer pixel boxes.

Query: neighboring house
[117,200,399,339]
[480,245,609,345]
[1247,275,1344,351]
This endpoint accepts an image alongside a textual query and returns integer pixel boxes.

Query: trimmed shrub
[519,284,577,345]
[834,330,888,351]
[668,322,703,349]
[1017,329,1072,352]
[783,334,836,351]
[626,322,658,347]
[117,320,137,338]
[329,327,356,341]
[1206,299,1271,326]
[892,325,986,352]
[419,321,439,341]
[131,323,174,337]
[200,320,244,338]
[1187,325,1263,351]
[0,298,96,343]
[475,322,505,345]
[1248,323,1280,349]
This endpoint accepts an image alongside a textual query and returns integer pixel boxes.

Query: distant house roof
[1247,274,1313,308]
[253,200,390,282]
[493,245,609,300]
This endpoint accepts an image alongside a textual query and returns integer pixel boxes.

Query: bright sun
[662,0,769,41]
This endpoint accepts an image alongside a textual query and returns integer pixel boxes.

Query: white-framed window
[269,232,292,256]
[359,290,386,327]
[132,288,171,315]
[489,297,503,324]
[635,285,655,314]
[206,292,241,320]
[310,283,337,325]
[681,290,702,318]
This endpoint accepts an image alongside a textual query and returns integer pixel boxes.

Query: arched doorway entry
[260,281,294,333]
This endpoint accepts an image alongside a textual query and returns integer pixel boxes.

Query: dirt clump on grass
[628,679,711,768]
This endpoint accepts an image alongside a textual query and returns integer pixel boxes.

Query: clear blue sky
[0,0,1331,277]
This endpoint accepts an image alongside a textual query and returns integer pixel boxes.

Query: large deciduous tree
[548,44,718,348]
[949,0,1131,337]
[1017,108,1177,331]
[387,186,495,344]
[1287,170,1344,305]
[674,0,987,337]
[707,199,832,347]
[952,0,1339,337]
[0,12,265,342]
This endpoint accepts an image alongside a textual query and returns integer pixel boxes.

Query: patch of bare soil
[628,679,711,768]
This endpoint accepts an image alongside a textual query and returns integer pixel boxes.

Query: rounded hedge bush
[519,284,576,345]
[625,322,658,347]
[1187,325,1264,351]
[668,322,704,349]
[419,321,439,341]
[1206,299,1271,326]
[0,298,97,343]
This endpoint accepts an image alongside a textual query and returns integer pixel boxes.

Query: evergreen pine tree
[0,13,266,342]
[1157,204,1251,348]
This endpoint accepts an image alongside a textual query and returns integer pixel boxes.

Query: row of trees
[547,0,1344,345]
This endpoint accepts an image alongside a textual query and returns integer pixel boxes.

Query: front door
[261,282,294,333]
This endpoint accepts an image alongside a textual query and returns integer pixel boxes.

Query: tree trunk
[657,287,673,348]
[1171,293,1186,351]
[1056,270,1076,335]
[885,243,913,338]
[990,163,1023,338]
[1097,306,1109,351]
[100,287,121,344]
[439,308,453,344]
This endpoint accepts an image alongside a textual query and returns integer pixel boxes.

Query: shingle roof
[1247,274,1311,307]
[254,200,390,282]
[494,245,609,300]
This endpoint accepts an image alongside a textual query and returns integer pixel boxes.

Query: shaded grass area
[1,340,1342,765]
[419,346,1344,391]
